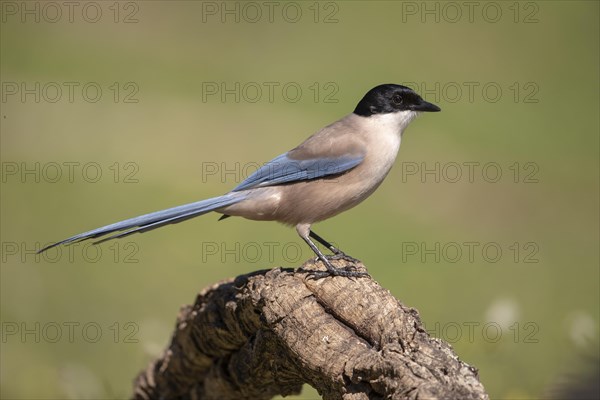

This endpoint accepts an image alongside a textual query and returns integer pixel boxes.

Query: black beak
[412,99,441,112]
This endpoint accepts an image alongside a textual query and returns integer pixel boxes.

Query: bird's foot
[326,252,361,264]
[308,267,368,280]
[304,257,369,280]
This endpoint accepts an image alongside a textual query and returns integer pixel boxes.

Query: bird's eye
[392,94,403,105]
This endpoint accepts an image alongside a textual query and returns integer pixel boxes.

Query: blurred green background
[1,1,598,399]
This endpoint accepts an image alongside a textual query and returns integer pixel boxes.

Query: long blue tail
[38,192,247,253]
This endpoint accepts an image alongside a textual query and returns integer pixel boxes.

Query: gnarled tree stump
[133,258,488,400]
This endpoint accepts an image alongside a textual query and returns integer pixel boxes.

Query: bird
[38,84,441,278]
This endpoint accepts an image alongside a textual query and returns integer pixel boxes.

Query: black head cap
[354,84,441,117]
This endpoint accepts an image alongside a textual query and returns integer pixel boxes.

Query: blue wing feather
[232,153,364,192]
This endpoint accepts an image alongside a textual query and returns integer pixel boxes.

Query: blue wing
[232,152,364,192]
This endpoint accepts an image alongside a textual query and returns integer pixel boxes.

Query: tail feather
[93,209,212,244]
[38,192,247,253]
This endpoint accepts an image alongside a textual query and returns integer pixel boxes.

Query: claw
[299,228,368,279]
[326,253,361,264]
[309,261,368,279]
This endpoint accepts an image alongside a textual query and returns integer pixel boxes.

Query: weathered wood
[132,258,489,400]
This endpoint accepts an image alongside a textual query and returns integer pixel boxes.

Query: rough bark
[132,258,489,400]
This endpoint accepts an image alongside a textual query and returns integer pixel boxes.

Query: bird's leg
[300,234,367,278]
[309,230,361,263]
[297,224,367,278]
[309,230,342,255]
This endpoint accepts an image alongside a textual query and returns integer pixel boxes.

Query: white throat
[354,111,421,184]
[369,110,419,136]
